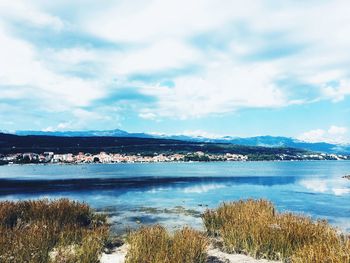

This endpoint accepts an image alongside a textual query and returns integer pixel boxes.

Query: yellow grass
[2,197,349,262]
[0,199,109,263]
[202,199,350,262]
[291,238,350,263]
[125,225,208,263]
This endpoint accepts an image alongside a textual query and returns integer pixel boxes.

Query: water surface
[1,161,349,233]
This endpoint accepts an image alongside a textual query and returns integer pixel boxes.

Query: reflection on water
[0,175,298,195]
[299,177,350,196]
[0,161,350,233]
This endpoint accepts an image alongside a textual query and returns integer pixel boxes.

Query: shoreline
[100,243,281,263]
[2,158,350,167]
[2,149,349,166]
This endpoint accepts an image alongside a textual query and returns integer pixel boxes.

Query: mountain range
[0,132,308,159]
[7,129,350,154]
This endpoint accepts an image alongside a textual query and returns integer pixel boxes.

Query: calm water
[1,161,350,233]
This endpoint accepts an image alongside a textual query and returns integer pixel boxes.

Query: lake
[1,161,350,233]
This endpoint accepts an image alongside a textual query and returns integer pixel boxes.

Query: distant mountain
[163,135,350,154]
[0,133,306,158]
[12,130,350,154]
[212,136,350,155]
[14,129,152,138]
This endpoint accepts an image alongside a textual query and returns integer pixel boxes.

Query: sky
[0,0,350,143]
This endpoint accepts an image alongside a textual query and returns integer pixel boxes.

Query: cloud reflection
[299,178,350,196]
[183,183,226,193]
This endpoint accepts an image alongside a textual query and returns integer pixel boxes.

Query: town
[0,151,349,165]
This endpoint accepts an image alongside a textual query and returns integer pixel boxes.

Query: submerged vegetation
[202,199,350,262]
[0,199,109,263]
[343,174,350,180]
[126,225,208,263]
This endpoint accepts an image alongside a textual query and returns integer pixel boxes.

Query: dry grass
[2,198,349,262]
[125,225,208,263]
[291,238,350,263]
[0,199,109,263]
[203,199,350,262]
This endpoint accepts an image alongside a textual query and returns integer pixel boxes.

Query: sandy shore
[100,244,280,263]
[206,248,280,263]
[100,244,128,263]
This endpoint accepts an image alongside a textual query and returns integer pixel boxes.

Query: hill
[10,129,350,154]
[0,132,306,157]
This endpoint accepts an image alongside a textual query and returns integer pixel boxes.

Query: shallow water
[1,161,349,233]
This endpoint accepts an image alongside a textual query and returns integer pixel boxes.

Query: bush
[126,225,208,263]
[0,199,109,263]
[202,199,350,262]
[291,239,350,263]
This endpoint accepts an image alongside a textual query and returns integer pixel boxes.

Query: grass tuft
[0,199,109,263]
[291,238,350,263]
[202,199,350,262]
[126,225,208,263]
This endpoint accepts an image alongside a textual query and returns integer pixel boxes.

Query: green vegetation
[183,154,211,162]
[202,199,350,262]
[0,199,109,263]
[126,225,208,263]
[247,154,282,161]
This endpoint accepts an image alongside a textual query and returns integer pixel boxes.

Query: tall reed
[126,225,208,263]
[202,199,350,262]
[0,199,109,263]
[291,238,350,263]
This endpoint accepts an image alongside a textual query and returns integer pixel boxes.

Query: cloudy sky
[0,0,350,143]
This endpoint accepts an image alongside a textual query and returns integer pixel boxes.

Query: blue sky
[0,0,350,143]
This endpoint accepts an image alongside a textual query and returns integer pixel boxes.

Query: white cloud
[72,109,110,122]
[110,39,200,74]
[297,126,349,144]
[179,130,222,139]
[2,0,350,129]
[321,80,350,102]
[43,110,111,131]
[82,0,252,43]
[139,62,286,119]
[138,112,157,120]
[43,122,71,132]
[0,1,64,30]
[298,129,325,143]
[328,125,348,135]
[0,23,105,111]
[76,0,350,119]
[49,47,98,65]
